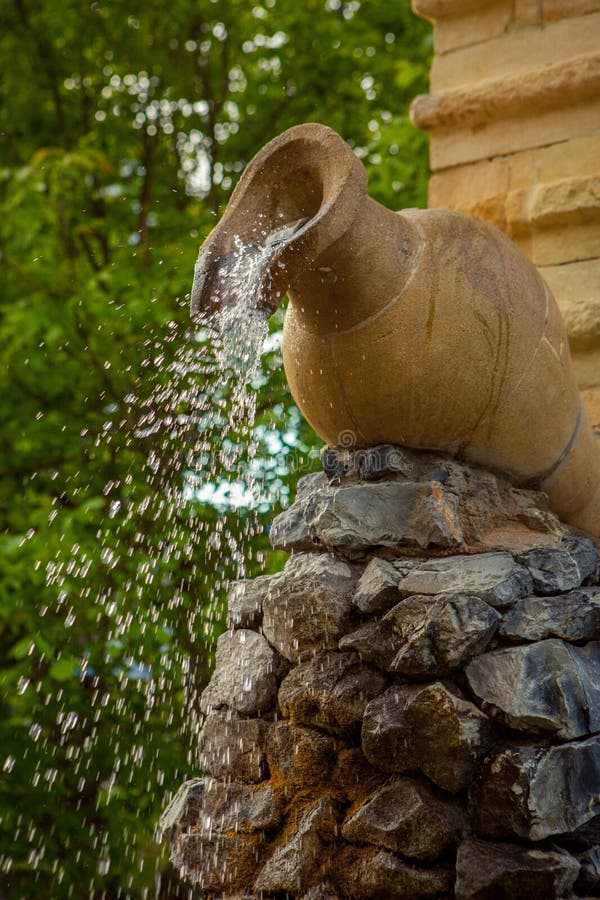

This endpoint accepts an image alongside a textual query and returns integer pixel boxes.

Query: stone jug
[191,123,600,539]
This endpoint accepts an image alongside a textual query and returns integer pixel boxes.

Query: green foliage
[0,0,431,895]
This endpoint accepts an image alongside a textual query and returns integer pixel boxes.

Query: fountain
[161,124,600,898]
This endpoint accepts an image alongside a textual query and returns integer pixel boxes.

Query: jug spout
[191,123,368,321]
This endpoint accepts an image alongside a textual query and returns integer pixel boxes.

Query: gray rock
[160,776,280,837]
[466,640,600,739]
[170,830,260,891]
[341,594,500,675]
[517,536,598,594]
[471,736,600,840]
[353,558,407,614]
[395,552,533,608]
[262,553,358,662]
[267,721,337,789]
[342,776,465,861]
[199,629,283,715]
[227,576,269,629]
[362,683,491,793]
[575,847,600,893]
[336,846,453,898]
[278,651,386,734]
[270,480,463,553]
[455,837,580,900]
[320,444,420,482]
[254,797,338,895]
[500,587,600,642]
[198,711,269,783]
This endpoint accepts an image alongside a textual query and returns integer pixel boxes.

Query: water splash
[6,230,291,897]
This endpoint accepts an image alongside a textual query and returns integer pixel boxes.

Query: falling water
[6,228,299,897]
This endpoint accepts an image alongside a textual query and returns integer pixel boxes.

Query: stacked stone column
[161,445,600,898]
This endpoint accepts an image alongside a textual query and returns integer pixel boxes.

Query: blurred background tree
[0,0,431,895]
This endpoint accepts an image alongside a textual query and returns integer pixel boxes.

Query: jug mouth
[190,212,315,321]
[190,123,368,321]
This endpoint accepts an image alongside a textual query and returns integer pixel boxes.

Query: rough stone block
[575,846,600,893]
[254,797,339,895]
[335,845,453,898]
[455,837,580,899]
[500,588,600,642]
[342,776,465,861]
[341,594,500,675]
[278,651,386,734]
[161,776,280,836]
[261,552,358,662]
[471,736,600,840]
[362,683,491,793]
[227,576,268,629]
[171,830,261,892]
[466,639,600,739]
[199,711,269,783]
[395,551,532,608]
[541,258,600,351]
[270,480,463,553]
[517,536,597,594]
[199,629,283,716]
[353,557,407,614]
[267,721,337,789]
[430,1,513,55]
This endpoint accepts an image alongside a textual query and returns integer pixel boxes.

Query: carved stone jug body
[192,123,600,538]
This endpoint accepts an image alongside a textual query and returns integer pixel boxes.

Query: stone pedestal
[410,0,600,428]
[161,445,600,898]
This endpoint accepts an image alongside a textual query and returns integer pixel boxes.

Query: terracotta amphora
[191,123,600,538]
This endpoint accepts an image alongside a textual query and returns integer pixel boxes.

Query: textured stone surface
[262,553,357,662]
[575,846,600,893]
[353,557,407,614]
[342,776,465,861]
[517,537,598,594]
[199,711,269,783]
[455,837,580,900]
[267,721,337,789]
[270,480,464,553]
[171,830,260,892]
[300,881,341,900]
[160,776,280,836]
[227,576,268,629]
[279,651,386,734]
[362,683,491,792]
[394,552,533,608]
[341,593,500,675]
[466,639,600,738]
[254,797,338,895]
[500,587,600,642]
[336,845,453,898]
[472,736,600,840]
[199,629,283,715]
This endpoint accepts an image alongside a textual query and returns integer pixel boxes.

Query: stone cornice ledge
[411,52,600,131]
[412,0,499,21]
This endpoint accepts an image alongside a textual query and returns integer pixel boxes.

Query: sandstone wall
[410,0,600,428]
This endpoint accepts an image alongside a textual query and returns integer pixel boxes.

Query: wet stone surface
[199,711,270,783]
[362,682,491,792]
[517,537,598,594]
[278,650,386,734]
[341,593,500,675]
[500,587,600,642]
[261,552,358,662]
[466,640,600,739]
[455,837,580,900]
[199,628,284,715]
[164,445,600,898]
